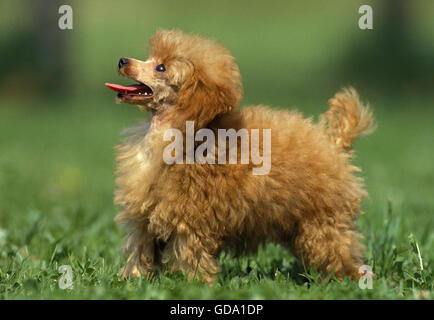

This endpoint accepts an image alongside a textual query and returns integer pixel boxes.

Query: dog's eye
[156,64,166,72]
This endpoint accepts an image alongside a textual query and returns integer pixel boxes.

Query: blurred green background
[0,0,432,299]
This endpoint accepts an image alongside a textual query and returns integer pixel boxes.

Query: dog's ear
[175,73,242,129]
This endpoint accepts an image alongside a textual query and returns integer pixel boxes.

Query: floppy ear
[175,74,236,129]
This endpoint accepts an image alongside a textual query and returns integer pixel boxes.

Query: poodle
[105,29,375,283]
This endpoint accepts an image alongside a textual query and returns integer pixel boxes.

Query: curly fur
[112,29,375,283]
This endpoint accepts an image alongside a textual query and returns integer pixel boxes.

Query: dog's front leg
[165,229,221,285]
[120,223,158,279]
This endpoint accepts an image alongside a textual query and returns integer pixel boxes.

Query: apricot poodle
[105,29,375,283]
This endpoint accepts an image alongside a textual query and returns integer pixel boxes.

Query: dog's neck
[148,106,243,134]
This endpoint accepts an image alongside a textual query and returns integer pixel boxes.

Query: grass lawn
[0,96,432,299]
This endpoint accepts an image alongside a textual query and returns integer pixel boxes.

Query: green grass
[0,97,432,299]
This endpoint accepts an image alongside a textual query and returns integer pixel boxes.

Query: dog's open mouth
[105,82,153,103]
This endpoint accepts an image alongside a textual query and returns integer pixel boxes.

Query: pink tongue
[105,83,145,92]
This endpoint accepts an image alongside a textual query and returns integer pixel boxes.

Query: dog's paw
[119,264,142,279]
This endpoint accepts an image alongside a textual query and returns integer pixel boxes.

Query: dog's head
[106,29,243,128]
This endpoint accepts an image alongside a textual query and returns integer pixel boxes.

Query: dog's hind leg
[289,219,365,280]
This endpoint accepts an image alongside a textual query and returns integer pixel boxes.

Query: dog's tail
[320,87,376,152]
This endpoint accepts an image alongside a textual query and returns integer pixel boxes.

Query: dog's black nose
[118,57,129,69]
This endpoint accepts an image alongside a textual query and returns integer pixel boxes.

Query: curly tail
[321,87,376,152]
